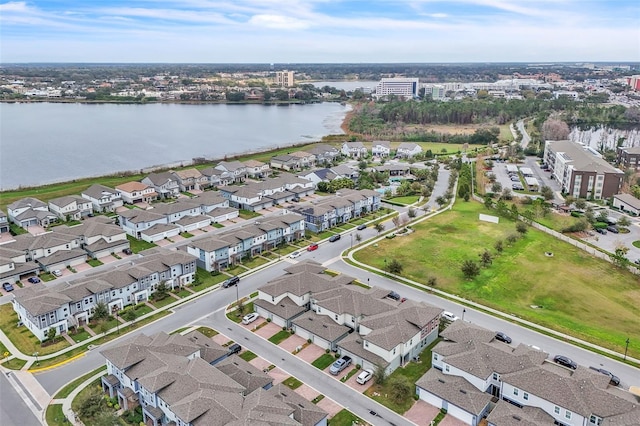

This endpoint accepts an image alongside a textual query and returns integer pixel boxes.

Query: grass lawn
[53,365,107,398]
[175,289,192,298]
[2,358,27,370]
[241,256,269,269]
[89,317,119,334]
[268,330,292,345]
[45,404,67,426]
[315,229,338,240]
[282,376,303,390]
[180,232,194,238]
[499,123,515,142]
[170,327,190,335]
[227,302,255,323]
[386,195,420,205]
[633,241,640,249]
[239,209,261,219]
[0,304,70,356]
[311,353,336,370]
[87,259,103,267]
[150,296,176,309]
[196,327,218,338]
[69,330,92,343]
[126,235,157,253]
[212,223,224,228]
[191,268,227,292]
[354,200,640,359]
[328,409,363,426]
[239,350,257,362]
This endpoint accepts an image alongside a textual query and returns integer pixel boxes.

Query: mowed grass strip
[354,200,640,358]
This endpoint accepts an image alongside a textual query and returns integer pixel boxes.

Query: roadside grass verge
[2,358,27,370]
[328,409,363,426]
[353,200,640,359]
[150,296,176,309]
[53,365,108,399]
[226,302,254,323]
[386,195,420,205]
[87,259,103,267]
[196,327,218,338]
[268,330,291,345]
[45,404,67,426]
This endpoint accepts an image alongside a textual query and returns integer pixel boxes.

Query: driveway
[404,400,440,425]
[267,366,288,385]
[278,334,306,353]
[74,263,93,273]
[26,225,47,236]
[316,397,344,418]
[439,414,468,426]
[294,383,320,401]
[99,254,119,264]
[211,333,232,346]
[155,239,172,247]
[240,317,266,331]
[253,321,282,339]
[296,343,325,363]
[323,363,351,381]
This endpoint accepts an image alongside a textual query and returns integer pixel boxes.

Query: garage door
[294,326,312,341]
[447,403,474,425]
[418,388,443,408]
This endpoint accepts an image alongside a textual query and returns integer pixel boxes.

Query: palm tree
[374,223,385,234]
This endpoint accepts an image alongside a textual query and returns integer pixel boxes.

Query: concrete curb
[29,352,86,373]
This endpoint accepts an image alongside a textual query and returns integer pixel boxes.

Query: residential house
[171,168,208,192]
[544,140,623,200]
[0,209,10,233]
[0,245,42,284]
[11,248,197,341]
[329,164,359,180]
[373,163,412,178]
[48,195,93,221]
[118,209,167,239]
[81,184,124,212]
[115,182,158,205]
[215,161,247,183]
[199,167,226,188]
[54,217,130,259]
[612,193,640,216]
[396,142,423,158]
[307,144,340,164]
[417,321,639,426]
[341,141,368,158]
[7,197,58,228]
[100,332,328,426]
[243,160,271,179]
[141,172,180,199]
[270,151,316,171]
[220,175,314,211]
[372,141,391,157]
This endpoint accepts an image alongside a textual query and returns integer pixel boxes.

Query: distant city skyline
[0,0,638,63]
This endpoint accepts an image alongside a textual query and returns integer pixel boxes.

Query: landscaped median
[350,199,640,361]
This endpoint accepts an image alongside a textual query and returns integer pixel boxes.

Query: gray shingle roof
[292,311,351,342]
[416,368,492,415]
[486,400,556,426]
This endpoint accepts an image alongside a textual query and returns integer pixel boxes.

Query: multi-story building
[543,140,623,199]
[47,195,93,221]
[375,78,419,99]
[616,146,640,170]
[372,141,391,157]
[81,184,123,212]
[341,142,368,158]
[11,248,197,341]
[100,331,328,426]
[141,172,180,199]
[115,182,158,205]
[7,197,58,228]
[276,70,295,87]
[0,209,10,233]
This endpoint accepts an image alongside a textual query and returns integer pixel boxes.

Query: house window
[492,373,498,380]
[434,354,438,360]
[445,365,450,372]
[523,392,529,400]
[589,415,603,425]
[513,388,519,396]
[565,411,572,420]
[364,341,368,347]
[334,315,338,320]
[554,406,561,415]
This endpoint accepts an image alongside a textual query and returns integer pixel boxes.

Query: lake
[0,101,350,190]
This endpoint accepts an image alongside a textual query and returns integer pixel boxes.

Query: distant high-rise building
[374,78,419,99]
[276,70,295,87]
[626,75,640,91]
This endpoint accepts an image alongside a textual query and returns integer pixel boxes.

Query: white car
[52,270,63,277]
[356,369,374,385]
[442,311,459,322]
[289,251,301,259]
[242,312,259,325]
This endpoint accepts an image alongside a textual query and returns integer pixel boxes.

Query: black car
[387,291,401,301]
[593,368,620,386]
[28,276,41,284]
[228,343,241,355]
[329,234,341,242]
[495,332,512,344]
[357,224,367,231]
[223,276,240,288]
[123,248,133,255]
[606,225,619,234]
[595,228,607,235]
[553,355,577,370]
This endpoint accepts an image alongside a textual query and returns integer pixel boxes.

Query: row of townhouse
[270,145,342,171]
[186,213,306,271]
[219,174,315,211]
[254,261,443,375]
[100,331,328,426]
[291,189,381,233]
[298,164,360,187]
[118,191,238,241]
[0,216,130,283]
[342,141,423,158]
[10,247,197,341]
[415,321,640,426]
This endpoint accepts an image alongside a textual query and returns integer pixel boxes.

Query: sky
[0,0,638,63]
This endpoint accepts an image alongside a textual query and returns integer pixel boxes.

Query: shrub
[307,339,312,344]
[335,353,340,359]
[325,348,330,354]
[266,318,271,322]
[282,326,287,331]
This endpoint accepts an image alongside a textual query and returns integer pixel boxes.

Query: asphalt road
[0,371,42,426]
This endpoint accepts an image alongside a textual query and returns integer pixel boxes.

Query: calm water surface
[0,102,349,190]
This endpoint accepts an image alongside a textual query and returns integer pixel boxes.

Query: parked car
[52,270,63,277]
[442,311,459,322]
[553,355,577,370]
[2,282,14,292]
[329,355,352,375]
[242,312,259,325]
[228,343,242,355]
[27,277,41,284]
[329,234,341,242]
[289,251,301,259]
[357,224,367,231]
[356,369,374,385]
[307,243,319,252]
[606,225,619,234]
[292,196,301,202]
[123,248,133,255]
[590,367,620,386]
[387,291,401,301]
[223,276,240,288]
[595,228,607,235]
[495,332,512,344]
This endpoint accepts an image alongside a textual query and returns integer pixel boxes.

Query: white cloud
[248,14,311,30]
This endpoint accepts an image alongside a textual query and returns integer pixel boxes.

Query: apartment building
[100,332,327,426]
[375,78,419,99]
[11,248,196,341]
[276,70,295,87]
[543,140,623,199]
[616,146,640,170]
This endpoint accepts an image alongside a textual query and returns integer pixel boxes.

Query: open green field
[386,195,420,205]
[354,200,640,358]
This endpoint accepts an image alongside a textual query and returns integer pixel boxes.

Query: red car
[307,243,319,252]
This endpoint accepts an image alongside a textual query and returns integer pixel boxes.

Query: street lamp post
[113,306,120,335]
[384,259,387,274]
[235,282,240,315]
[33,352,39,366]
[462,309,466,321]
[624,338,630,360]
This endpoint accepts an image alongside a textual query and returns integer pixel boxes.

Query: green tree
[516,222,528,235]
[46,327,57,343]
[610,244,629,268]
[435,196,447,208]
[77,385,105,419]
[540,185,554,200]
[93,302,109,321]
[374,363,387,385]
[316,181,329,193]
[479,250,492,267]
[506,233,519,245]
[374,223,385,234]
[387,259,403,274]
[388,376,412,404]
[494,240,504,253]
[274,89,289,101]
[491,182,502,193]
[461,260,480,280]
[617,216,631,228]
[328,178,355,193]
[93,411,121,426]
[407,207,416,218]
[574,198,587,210]
[153,281,169,301]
